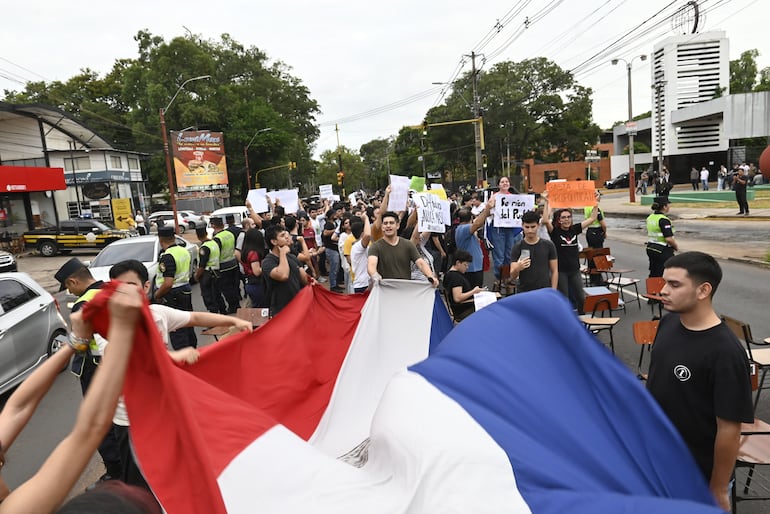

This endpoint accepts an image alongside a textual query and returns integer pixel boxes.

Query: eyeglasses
[559,215,572,220]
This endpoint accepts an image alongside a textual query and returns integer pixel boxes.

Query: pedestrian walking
[734,167,750,215]
[689,167,699,190]
[700,167,709,190]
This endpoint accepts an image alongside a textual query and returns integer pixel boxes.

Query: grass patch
[670,189,770,209]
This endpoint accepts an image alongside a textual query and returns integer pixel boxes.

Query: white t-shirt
[351,240,370,290]
[113,304,191,426]
[310,215,325,247]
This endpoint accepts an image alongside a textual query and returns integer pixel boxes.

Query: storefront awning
[0,166,66,192]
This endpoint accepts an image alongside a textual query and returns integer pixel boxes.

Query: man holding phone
[510,210,558,292]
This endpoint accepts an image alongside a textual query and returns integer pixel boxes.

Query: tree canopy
[730,49,770,94]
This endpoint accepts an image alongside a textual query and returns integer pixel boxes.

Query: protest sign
[414,193,447,233]
[409,176,426,192]
[545,181,597,208]
[492,194,535,228]
[429,183,447,200]
[246,188,269,213]
[319,184,334,200]
[267,189,300,213]
[388,175,410,212]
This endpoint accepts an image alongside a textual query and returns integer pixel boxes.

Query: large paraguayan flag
[83,281,722,514]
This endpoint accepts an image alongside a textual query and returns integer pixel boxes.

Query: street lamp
[244,127,273,190]
[159,75,211,233]
[612,54,647,202]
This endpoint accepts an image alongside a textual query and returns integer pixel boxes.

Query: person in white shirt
[106,259,253,489]
[350,211,371,293]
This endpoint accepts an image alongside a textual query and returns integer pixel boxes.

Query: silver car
[0,273,68,395]
[87,234,199,296]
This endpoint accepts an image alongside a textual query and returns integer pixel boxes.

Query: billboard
[171,131,229,190]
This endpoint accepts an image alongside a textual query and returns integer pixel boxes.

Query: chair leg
[608,329,615,354]
[631,282,641,309]
[744,464,756,495]
[637,345,646,379]
[754,368,768,412]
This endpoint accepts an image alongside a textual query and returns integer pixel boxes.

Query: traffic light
[482,154,488,169]
[337,171,345,186]
[288,161,297,170]
[422,119,428,136]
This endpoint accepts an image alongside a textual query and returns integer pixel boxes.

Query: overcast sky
[2,0,766,158]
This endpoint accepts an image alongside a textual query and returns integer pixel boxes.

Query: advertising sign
[171,131,229,189]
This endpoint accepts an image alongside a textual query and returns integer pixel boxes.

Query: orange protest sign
[545,181,597,208]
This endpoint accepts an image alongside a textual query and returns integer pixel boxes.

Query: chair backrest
[593,255,613,270]
[633,320,659,345]
[645,277,666,295]
[583,292,619,315]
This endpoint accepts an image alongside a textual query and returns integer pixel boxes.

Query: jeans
[701,179,709,190]
[326,249,340,288]
[558,270,586,314]
[488,226,522,280]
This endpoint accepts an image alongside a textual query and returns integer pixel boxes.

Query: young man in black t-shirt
[262,225,312,316]
[646,252,753,511]
[510,210,558,292]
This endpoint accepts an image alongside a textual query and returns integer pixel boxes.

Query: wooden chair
[592,254,641,311]
[579,292,621,354]
[723,315,770,412]
[642,277,666,319]
[580,247,611,286]
[732,361,770,512]
[632,320,659,380]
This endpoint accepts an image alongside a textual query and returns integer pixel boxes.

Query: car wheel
[178,224,186,234]
[38,240,59,257]
[48,329,69,371]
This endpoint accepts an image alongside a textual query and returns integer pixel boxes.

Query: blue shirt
[455,224,483,272]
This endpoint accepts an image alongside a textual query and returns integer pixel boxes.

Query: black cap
[54,258,86,287]
[210,217,224,227]
[158,226,175,237]
[652,196,670,209]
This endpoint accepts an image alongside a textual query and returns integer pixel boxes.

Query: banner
[171,131,229,189]
[414,193,447,233]
[546,181,597,208]
[319,184,334,200]
[267,189,300,214]
[246,188,269,214]
[492,194,534,228]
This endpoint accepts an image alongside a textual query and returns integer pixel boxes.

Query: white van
[209,206,250,227]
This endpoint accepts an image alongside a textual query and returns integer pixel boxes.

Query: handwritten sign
[409,176,426,192]
[319,184,334,200]
[246,188,269,213]
[492,194,534,228]
[429,183,447,200]
[388,175,410,212]
[414,193,447,233]
[545,180,597,208]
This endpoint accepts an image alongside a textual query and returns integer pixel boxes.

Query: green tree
[316,147,364,196]
[359,138,394,191]
[730,49,761,93]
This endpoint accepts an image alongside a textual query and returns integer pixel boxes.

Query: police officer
[645,196,679,277]
[211,217,241,313]
[54,258,121,484]
[153,226,197,349]
[584,191,607,286]
[195,227,226,314]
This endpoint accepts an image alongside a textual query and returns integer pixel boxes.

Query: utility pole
[335,124,346,197]
[469,51,484,187]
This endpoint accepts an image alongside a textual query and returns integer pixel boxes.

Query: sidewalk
[595,185,770,267]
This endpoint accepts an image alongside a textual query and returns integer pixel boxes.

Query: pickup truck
[23,219,134,257]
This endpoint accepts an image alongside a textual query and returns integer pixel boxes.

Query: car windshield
[88,221,112,231]
[92,241,157,266]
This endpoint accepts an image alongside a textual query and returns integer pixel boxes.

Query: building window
[110,155,122,168]
[2,158,46,167]
[127,157,139,170]
[64,157,91,172]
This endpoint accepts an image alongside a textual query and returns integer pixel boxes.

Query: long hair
[240,228,267,263]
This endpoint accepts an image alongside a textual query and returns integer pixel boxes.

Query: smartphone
[520,249,530,261]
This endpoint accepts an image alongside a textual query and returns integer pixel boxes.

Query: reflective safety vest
[584,207,603,228]
[214,230,236,262]
[646,213,674,245]
[201,239,220,270]
[156,245,191,288]
[76,288,102,355]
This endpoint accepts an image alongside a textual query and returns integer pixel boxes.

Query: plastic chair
[723,315,770,411]
[579,292,620,354]
[632,320,659,380]
[642,277,666,319]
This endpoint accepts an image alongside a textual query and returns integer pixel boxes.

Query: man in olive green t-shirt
[367,211,437,287]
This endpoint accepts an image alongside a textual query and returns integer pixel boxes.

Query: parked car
[23,219,134,257]
[180,211,208,228]
[209,206,250,227]
[87,234,199,297]
[147,211,199,233]
[0,251,17,273]
[604,173,630,189]
[0,273,68,395]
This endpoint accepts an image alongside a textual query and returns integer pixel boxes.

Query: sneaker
[331,286,345,293]
[318,276,328,283]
